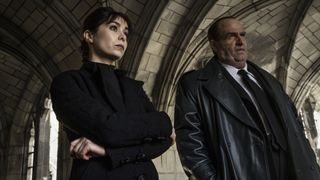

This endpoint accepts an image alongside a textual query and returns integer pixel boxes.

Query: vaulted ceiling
[0,0,319,133]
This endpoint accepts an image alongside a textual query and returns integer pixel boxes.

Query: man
[174,17,320,180]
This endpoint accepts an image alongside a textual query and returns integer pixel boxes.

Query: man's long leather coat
[175,60,320,180]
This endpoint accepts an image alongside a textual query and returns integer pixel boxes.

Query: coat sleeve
[107,137,172,168]
[105,84,172,168]
[50,72,172,148]
[106,83,172,168]
[174,77,217,180]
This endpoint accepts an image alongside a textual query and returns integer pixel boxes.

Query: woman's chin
[102,54,122,62]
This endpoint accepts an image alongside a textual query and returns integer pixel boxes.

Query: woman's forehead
[111,17,128,28]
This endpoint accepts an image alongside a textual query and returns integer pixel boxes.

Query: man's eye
[226,34,234,39]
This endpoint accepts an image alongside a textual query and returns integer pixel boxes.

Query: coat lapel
[248,62,288,129]
[81,62,126,112]
[115,70,145,112]
[200,60,259,131]
[99,68,126,112]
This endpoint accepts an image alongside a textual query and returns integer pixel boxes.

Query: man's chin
[235,59,246,62]
[234,59,246,69]
[235,55,247,62]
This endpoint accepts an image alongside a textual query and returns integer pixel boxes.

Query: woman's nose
[118,32,126,41]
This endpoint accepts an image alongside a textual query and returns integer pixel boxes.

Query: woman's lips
[115,44,124,50]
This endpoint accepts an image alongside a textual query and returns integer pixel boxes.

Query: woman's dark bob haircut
[80,7,132,62]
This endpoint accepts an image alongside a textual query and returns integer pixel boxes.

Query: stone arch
[120,0,169,73]
[33,0,82,49]
[155,0,292,114]
[5,74,46,180]
[134,0,216,108]
[0,16,59,85]
[290,57,320,109]
[277,0,313,86]
[286,0,320,108]
[0,12,58,180]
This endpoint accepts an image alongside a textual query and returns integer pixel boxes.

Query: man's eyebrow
[225,31,246,34]
[224,31,246,36]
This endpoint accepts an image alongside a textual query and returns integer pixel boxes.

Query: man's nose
[236,34,244,45]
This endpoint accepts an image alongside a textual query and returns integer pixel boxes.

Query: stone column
[33,102,51,180]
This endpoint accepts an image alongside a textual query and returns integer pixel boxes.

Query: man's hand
[70,137,106,160]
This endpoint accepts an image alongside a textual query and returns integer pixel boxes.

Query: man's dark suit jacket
[50,62,172,180]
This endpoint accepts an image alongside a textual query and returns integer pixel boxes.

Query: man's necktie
[238,69,286,150]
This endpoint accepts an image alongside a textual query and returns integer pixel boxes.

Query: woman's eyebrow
[110,21,120,26]
[109,21,129,30]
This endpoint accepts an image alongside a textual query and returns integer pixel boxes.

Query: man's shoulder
[177,69,204,91]
[248,61,278,80]
[180,69,202,82]
[248,61,283,89]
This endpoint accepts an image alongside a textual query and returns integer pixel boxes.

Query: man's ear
[210,40,217,53]
[83,30,94,43]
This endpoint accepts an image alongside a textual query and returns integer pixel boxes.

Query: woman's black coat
[50,62,172,180]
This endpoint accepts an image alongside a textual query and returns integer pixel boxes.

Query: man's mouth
[236,48,246,53]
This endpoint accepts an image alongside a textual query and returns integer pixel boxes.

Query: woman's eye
[110,25,117,32]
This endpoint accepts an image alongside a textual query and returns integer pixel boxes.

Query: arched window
[26,122,35,180]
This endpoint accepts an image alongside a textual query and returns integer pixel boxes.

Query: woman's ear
[83,30,94,44]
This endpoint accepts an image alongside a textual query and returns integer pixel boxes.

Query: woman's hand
[170,128,176,145]
[70,137,107,160]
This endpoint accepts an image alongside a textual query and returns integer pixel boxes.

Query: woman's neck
[90,59,114,65]
[89,54,116,65]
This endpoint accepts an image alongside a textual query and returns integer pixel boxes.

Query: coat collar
[81,61,127,76]
[81,62,125,112]
[199,59,259,131]
[80,62,143,112]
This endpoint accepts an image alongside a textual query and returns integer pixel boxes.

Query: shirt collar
[221,63,248,77]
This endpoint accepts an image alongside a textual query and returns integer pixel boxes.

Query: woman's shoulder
[51,69,88,88]
[52,69,82,81]
[115,70,144,86]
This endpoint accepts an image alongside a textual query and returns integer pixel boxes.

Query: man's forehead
[222,30,246,35]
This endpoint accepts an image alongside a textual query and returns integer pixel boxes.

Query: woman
[50,7,174,180]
